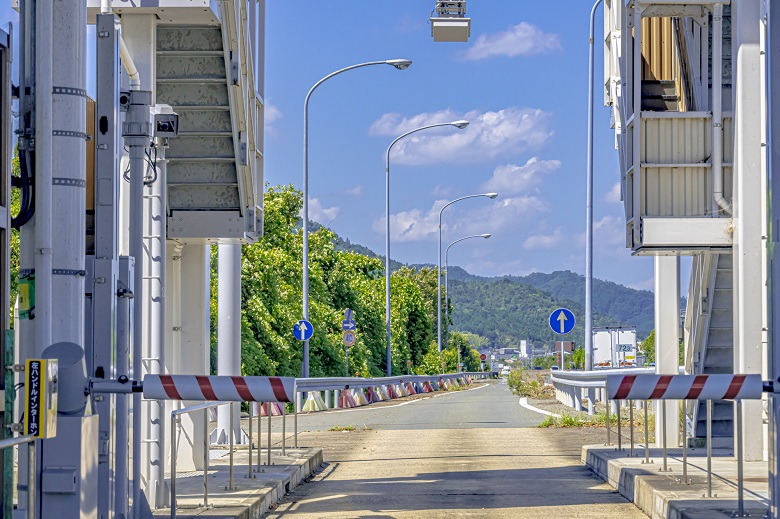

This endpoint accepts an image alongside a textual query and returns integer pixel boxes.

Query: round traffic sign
[549,308,575,335]
[480,353,487,361]
[343,330,356,347]
[293,319,313,341]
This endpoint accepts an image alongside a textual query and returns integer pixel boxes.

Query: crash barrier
[550,367,656,415]
[606,373,765,517]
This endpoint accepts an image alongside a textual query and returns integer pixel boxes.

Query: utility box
[431,1,470,42]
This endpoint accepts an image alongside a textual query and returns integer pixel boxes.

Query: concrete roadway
[267,380,644,518]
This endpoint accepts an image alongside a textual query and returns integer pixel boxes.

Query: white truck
[593,328,637,368]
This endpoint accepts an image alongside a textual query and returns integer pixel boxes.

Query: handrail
[295,372,494,392]
[170,401,229,519]
[0,435,35,519]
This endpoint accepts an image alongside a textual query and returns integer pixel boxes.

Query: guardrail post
[680,400,689,484]
[171,413,177,518]
[616,399,623,451]
[267,405,272,465]
[227,403,235,491]
[629,401,635,457]
[660,400,670,472]
[706,399,713,497]
[736,399,745,517]
[282,404,287,457]
[247,404,253,479]
[642,401,652,464]
[203,408,209,507]
[27,441,35,519]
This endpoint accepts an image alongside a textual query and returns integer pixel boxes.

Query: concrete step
[706,328,733,348]
[156,55,226,80]
[157,26,223,52]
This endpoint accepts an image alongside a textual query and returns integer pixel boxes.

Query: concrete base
[155,447,323,519]
[582,444,768,519]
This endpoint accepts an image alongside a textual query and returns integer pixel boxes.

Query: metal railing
[0,434,36,519]
[170,402,232,519]
[292,372,495,446]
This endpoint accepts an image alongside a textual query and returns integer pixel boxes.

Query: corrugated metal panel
[638,114,733,218]
[642,17,677,81]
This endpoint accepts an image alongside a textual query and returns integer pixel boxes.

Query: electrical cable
[11,149,35,228]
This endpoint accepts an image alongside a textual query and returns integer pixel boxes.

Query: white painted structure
[603,1,765,458]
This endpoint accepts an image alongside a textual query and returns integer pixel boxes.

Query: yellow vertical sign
[24,359,56,438]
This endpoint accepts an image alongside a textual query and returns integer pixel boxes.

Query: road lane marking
[518,397,561,418]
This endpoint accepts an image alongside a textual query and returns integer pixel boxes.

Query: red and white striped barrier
[607,374,763,401]
[143,375,295,402]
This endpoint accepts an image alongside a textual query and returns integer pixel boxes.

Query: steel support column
[216,244,242,444]
[733,0,765,462]
[654,256,680,447]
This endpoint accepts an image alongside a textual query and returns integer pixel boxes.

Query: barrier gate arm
[605,373,776,401]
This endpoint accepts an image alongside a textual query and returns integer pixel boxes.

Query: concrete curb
[582,445,769,519]
[518,397,561,418]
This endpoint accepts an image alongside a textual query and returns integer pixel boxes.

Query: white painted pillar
[654,256,680,447]
[732,0,765,463]
[177,244,211,466]
[216,244,242,444]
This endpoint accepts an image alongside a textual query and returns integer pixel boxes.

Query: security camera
[154,112,178,138]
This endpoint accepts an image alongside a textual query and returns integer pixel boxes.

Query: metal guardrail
[0,434,35,519]
[292,372,495,447]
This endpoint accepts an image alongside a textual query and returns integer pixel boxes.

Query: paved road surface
[267,380,643,518]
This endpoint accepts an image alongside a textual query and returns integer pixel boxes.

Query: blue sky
[1,2,677,291]
[264,2,659,290]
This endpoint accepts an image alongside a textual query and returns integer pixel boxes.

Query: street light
[302,59,412,378]
[437,193,497,353]
[445,233,491,332]
[445,233,491,372]
[385,120,469,376]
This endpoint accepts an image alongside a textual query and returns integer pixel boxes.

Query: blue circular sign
[293,319,313,341]
[549,308,575,335]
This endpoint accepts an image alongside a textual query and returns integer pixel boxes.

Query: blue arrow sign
[549,308,575,335]
[341,320,357,331]
[293,319,313,341]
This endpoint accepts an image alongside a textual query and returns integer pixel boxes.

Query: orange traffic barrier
[340,387,357,408]
[386,384,398,399]
[260,402,284,416]
[353,388,369,406]
[405,382,417,395]
[365,386,381,403]
[423,381,434,392]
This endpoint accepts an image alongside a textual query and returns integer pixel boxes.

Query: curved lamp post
[445,233,491,337]
[302,59,412,378]
[385,120,469,375]
[437,193,497,353]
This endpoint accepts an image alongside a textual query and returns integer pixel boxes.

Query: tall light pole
[385,120,469,375]
[585,0,603,372]
[438,193,497,353]
[302,59,411,378]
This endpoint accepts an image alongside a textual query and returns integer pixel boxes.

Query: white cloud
[604,182,622,204]
[481,157,561,196]
[463,22,562,61]
[370,107,554,165]
[373,195,547,243]
[264,102,283,137]
[344,185,364,196]
[523,228,564,250]
[431,184,454,197]
[629,277,655,291]
[305,198,340,225]
[575,215,626,248]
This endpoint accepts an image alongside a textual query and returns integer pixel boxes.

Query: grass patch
[536,406,654,436]
[328,425,372,432]
[507,369,554,399]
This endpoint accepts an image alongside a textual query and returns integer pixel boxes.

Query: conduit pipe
[712,3,732,215]
[119,37,140,90]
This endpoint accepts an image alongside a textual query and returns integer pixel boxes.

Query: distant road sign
[480,353,487,361]
[343,330,356,347]
[549,308,575,335]
[293,320,313,341]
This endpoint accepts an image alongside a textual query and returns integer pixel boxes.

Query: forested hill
[447,278,621,349]
[332,233,654,342]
